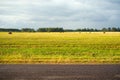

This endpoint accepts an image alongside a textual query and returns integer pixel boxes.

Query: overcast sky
[0,0,120,29]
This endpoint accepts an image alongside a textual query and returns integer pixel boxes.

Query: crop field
[0,32,120,64]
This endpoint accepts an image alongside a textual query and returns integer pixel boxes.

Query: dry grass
[0,32,120,63]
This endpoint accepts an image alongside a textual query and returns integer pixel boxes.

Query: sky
[0,0,120,29]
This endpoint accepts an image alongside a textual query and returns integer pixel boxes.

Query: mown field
[0,32,120,64]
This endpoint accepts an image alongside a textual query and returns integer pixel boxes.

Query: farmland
[0,32,120,64]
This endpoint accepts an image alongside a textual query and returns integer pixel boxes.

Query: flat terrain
[0,32,120,63]
[0,64,120,80]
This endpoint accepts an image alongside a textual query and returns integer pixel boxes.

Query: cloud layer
[0,0,120,29]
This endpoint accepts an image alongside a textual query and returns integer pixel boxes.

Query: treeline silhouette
[0,27,120,32]
[0,28,21,32]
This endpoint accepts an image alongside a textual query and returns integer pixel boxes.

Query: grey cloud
[0,0,120,29]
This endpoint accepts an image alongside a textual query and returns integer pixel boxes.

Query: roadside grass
[0,32,120,64]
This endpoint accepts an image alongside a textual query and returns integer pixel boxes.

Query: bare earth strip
[0,64,120,80]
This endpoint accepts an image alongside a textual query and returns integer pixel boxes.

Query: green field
[0,32,120,64]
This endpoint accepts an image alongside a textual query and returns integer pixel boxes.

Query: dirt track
[0,64,120,80]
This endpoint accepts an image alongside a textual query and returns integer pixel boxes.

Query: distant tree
[111,27,117,31]
[94,29,99,32]
[76,29,81,32]
[0,27,119,32]
[82,28,87,32]
[102,28,107,31]
[76,28,99,32]
[37,28,64,32]
[64,29,74,32]
[37,28,47,32]
[117,27,120,31]
[101,27,120,32]
[102,28,107,34]
[90,28,94,31]
[21,28,35,32]
[0,28,20,32]
[108,27,111,31]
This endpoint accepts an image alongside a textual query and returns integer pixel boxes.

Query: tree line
[0,27,120,32]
